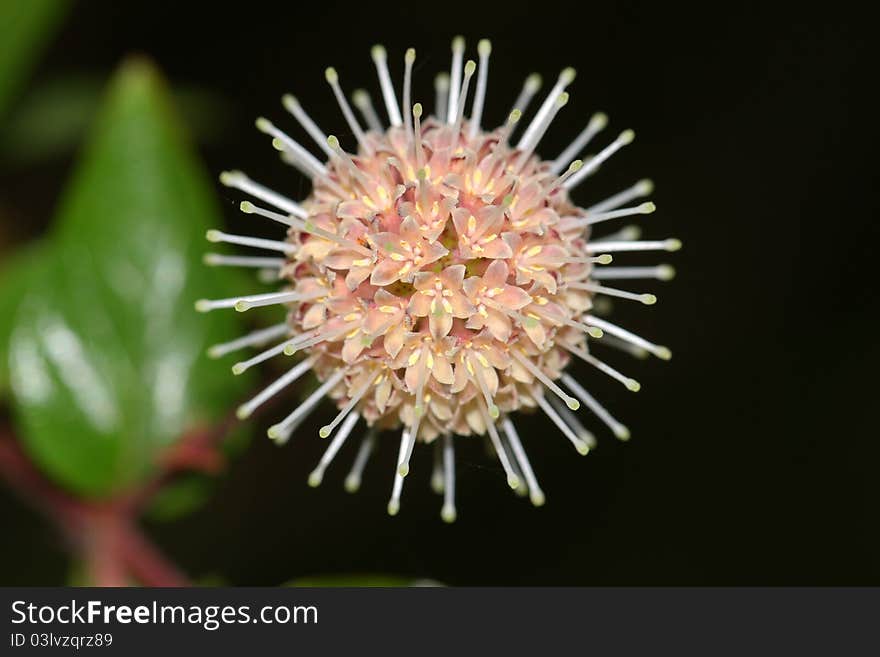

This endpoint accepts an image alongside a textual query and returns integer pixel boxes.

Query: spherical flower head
[200,38,680,520]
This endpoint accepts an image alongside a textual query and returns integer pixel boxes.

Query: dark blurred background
[1,0,877,585]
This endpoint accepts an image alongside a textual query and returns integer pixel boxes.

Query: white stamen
[309,412,360,487]
[468,39,492,137]
[231,335,303,376]
[586,179,654,214]
[585,315,672,360]
[517,67,576,149]
[515,91,569,166]
[239,200,296,227]
[351,89,383,132]
[535,392,591,455]
[587,238,681,254]
[511,349,580,410]
[195,290,309,314]
[431,440,445,493]
[502,434,528,499]
[547,395,597,447]
[550,112,608,174]
[592,265,676,281]
[453,60,477,129]
[282,321,359,356]
[388,429,410,515]
[267,369,345,441]
[576,202,656,228]
[502,418,545,507]
[319,372,375,438]
[370,45,403,128]
[592,334,651,360]
[480,403,520,490]
[281,94,334,158]
[236,354,319,419]
[508,73,542,140]
[592,225,642,243]
[203,253,285,269]
[402,48,415,137]
[568,281,657,306]
[207,323,289,359]
[561,373,630,440]
[469,353,500,418]
[324,68,371,155]
[564,129,635,190]
[447,36,465,123]
[344,429,376,493]
[441,434,456,522]
[434,73,450,123]
[205,229,296,254]
[219,170,307,218]
[562,342,641,391]
[255,117,327,179]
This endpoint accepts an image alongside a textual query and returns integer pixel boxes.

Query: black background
[1,0,877,585]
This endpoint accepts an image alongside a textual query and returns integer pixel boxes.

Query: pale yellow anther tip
[638,178,655,195]
[665,238,683,252]
[327,135,340,150]
[478,39,492,56]
[451,35,465,51]
[626,379,642,392]
[655,346,673,361]
[640,294,657,306]
[255,117,272,132]
[308,471,323,488]
[205,229,222,243]
[282,345,297,357]
[596,254,613,265]
[657,265,676,281]
[387,501,400,516]
[412,103,423,118]
[344,476,361,493]
[615,426,631,441]
[371,44,386,60]
[267,425,282,440]
[441,505,457,523]
[434,73,450,91]
[587,327,604,339]
[530,491,546,507]
[560,67,577,84]
[508,109,522,123]
[488,404,500,419]
[194,300,211,313]
[219,170,240,186]
[566,398,580,411]
[557,92,570,107]
[576,442,591,456]
[398,462,410,477]
[525,73,542,92]
[239,200,254,213]
[464,60,477,76]
[234,301,250,313]
[351,89,369,106]
[282,93,298,109]
[569,159,584,172]
[591,112,609,129]
[618,129,635,144]
[324,67,338,84]
[319,426,331,439]
[231,363,246,376]
[641,202,656,214]
[405,48,416,63]
[236,406,251,420]
[507,474,520,490]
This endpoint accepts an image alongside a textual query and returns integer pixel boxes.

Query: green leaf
[7,58,249,496]
[0,243,49,396]
[0,0,69,119]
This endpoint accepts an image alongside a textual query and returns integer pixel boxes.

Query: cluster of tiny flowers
[196,37,680,521]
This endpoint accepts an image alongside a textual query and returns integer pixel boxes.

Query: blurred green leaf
[0,243,49,396]
[7,58,249,496]
[146,475,212,521]
[289,575,442,587]
[0,0,69,119]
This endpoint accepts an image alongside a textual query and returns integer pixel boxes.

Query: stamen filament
[309,412,360,487]
[447,36,465,123]
[561,373,630,440]
[205,229,296,254]
[502,418,545,506]
[344,429,376,493]
[568,281,657,305]
[517,67,576,149]
[550,112,608,174]
[535,392,590,454]
[402,48,415,137]
[587,238,682,254]
[370,45,403,127]
[324,67,371,155]
[585,315,671,360]
[586,179,654,214]
[319,372,376,438]
[282,94,334,158]
[592,265,676,281]
[564,129,635,190]
[511,350,580,410]
[255,117,327,179]
[267,369,345,441]
[388,429,410,515]
[480,402,520,489]
[441,435,456,522]
[562,342,642,390]
[219,171,307,218]
[236,354,319,419]
[207,323,290,359]
[434,73,450,123]
[351,89,383,132]
[468,39,492,137]
[203,253,285,269]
